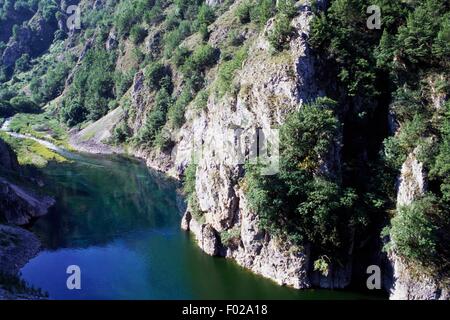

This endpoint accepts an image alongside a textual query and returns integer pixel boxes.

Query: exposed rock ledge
[0,178,55,225]
[385,150,449,300]
[0,224,44,300]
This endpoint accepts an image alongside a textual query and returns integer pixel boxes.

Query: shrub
[195,89,208,110]
[197,4,215,27]
[183,161,197,198]
[172,46,190,67]
[144,62,171,91]
[268,13,293,51]
[114,69,135,98]
[111,120,131,144]
[168,87,192,128]
[236,1,251,24]
[244,98,352,256]
[154,128,173,151]
[182,44,218,91]
[250,0,276,26]
[137,88,172,145]
[62,49,115,125]
[163,21,192,57]
[130,25,148,44]
[189,44,218,68]
[278,0,297,19]
[60,97,87,126]
[144,3,164,26]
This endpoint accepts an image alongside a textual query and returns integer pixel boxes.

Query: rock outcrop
[387,252,449,300]
[396,150,427,207]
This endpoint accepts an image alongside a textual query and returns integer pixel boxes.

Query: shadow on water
[20,153,385,300]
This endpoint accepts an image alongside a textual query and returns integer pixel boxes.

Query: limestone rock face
[145,2,330,289]
[387,252,449,300]
[396,151,427,207]
[182,211,222,256]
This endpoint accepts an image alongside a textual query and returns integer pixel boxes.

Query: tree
[144,62,171,91]
[245,98,355,256]
[14,53,31,72]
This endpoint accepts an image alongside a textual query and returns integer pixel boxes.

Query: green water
[20,153,378,299]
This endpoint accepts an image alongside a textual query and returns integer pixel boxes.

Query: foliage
[114,0,152,37]
[236,1,251,24]
[114,69,135,98]
[168,87,192,128]
[309,0,450,272]
[181,44,219,91]
[30,60,72,103]
[216,45,248,96]
[268,13,293,52]
[163,20,192,57]
[144,1,164,26]
[111,120,131,144]
[144,62,171,91]
[194,89,208,110]
[183,160,197,199]
[14,53,31,72]
[250,0,276,27]
[9,96,40,114]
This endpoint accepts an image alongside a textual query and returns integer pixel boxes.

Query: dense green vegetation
[60,49,116,126]
[0,0,447,285]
